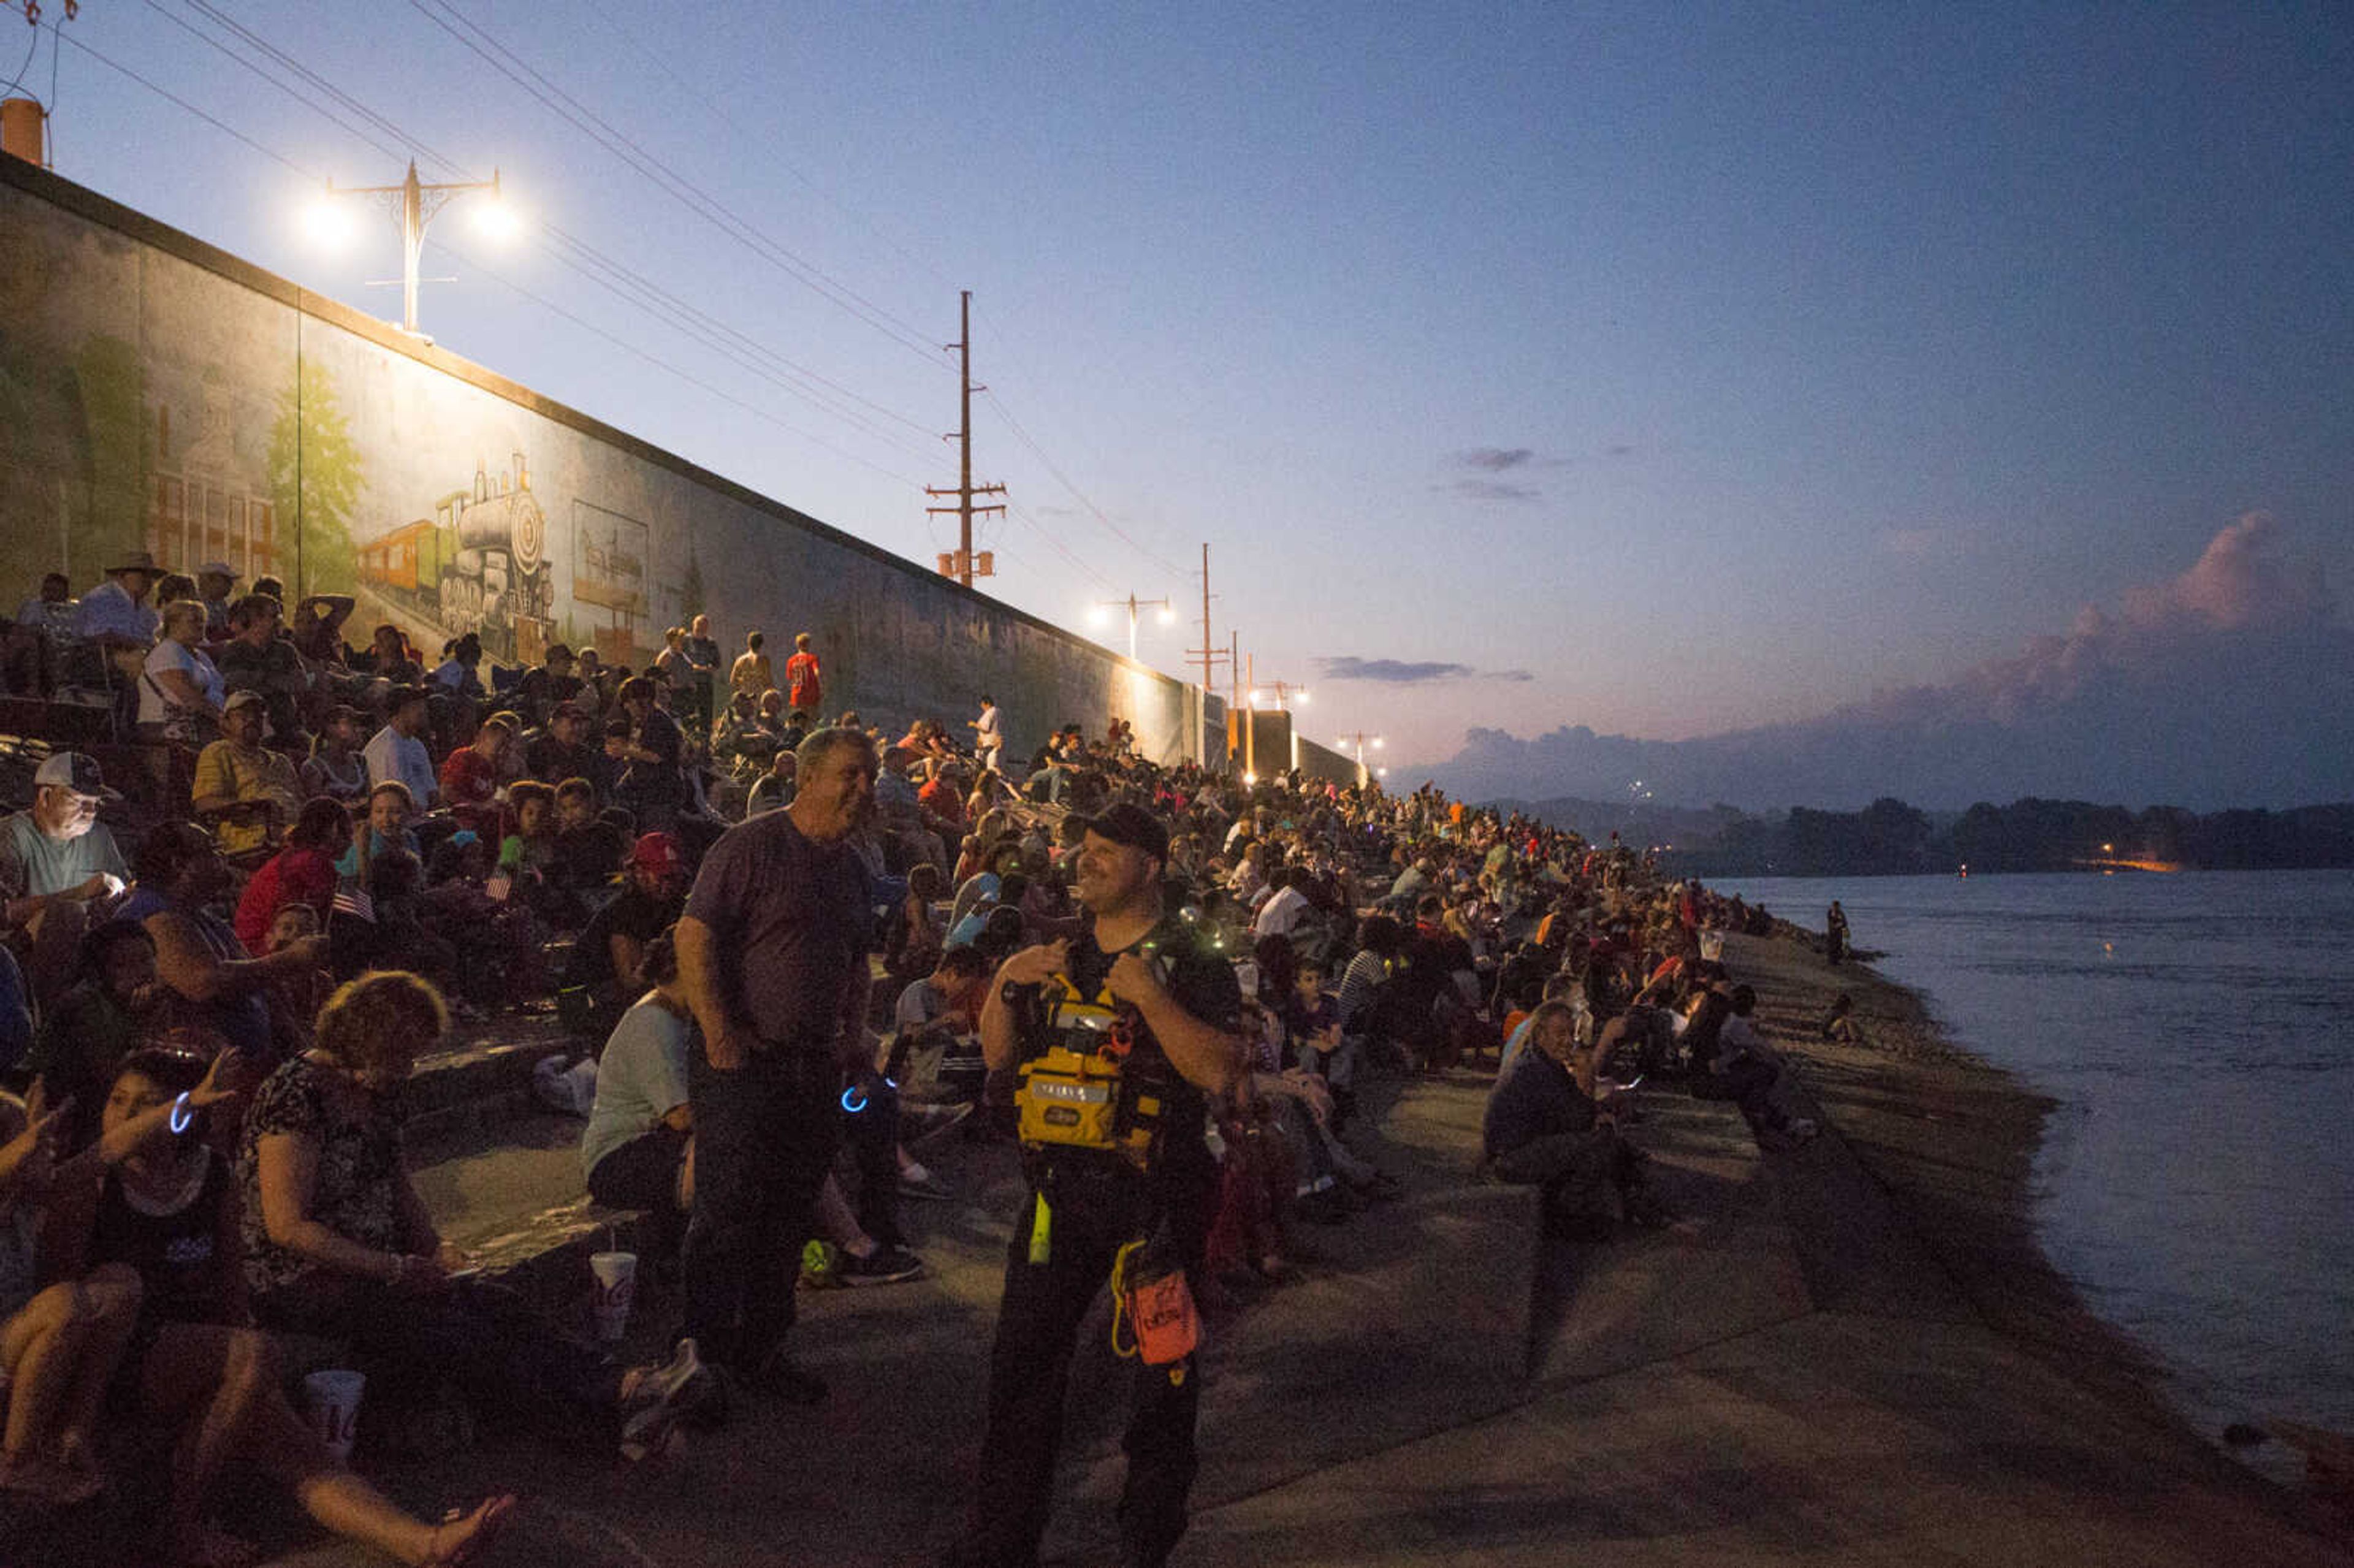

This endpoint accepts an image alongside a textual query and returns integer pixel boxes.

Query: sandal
[420,1493,517,1567]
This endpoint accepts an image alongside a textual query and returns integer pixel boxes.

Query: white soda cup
[590,1250,638,1342]
[302,1369,366,1464]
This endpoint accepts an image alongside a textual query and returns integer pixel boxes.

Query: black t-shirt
[549,822,627,891]
[1010,909,1241,1189]
[573,884,682,991]
[93,1150,233,1325]
[525,734,604,792]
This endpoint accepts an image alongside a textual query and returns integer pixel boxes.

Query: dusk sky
[12,3,2353,790]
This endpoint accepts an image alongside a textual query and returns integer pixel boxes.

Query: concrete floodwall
[1294,736,1363,787]
[0,158,1215,764]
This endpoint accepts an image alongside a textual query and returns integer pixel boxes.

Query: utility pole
[927,290,1006,588]
[1188,542,1231,694]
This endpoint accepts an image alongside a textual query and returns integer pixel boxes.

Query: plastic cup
[590,1250,638,1342]
[302,1368,366,1464]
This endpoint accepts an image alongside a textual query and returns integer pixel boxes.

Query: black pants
[257,1277,622,1439]
[682,1048,841,1372]
[953,1162,1209,1568]
[1693,1054,1792,1134]
[840,1070,903,1246]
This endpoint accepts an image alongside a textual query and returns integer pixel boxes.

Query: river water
[1712,869,2354,1464]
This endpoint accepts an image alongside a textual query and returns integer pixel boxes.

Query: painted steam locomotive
[355,454,553,665]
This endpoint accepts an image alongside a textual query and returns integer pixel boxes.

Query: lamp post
[310,160,511,333]
[1239,657,1309,783]
[1090,592,1178,662]
[1336,730,1385,788]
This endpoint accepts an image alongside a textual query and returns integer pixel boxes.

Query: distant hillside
[1488,796,1747,851]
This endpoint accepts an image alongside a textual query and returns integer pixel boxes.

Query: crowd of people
[0,554,1830,1567]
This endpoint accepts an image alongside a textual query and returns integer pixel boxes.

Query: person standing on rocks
[1825,900,1849,966]
[673,728,877,1401]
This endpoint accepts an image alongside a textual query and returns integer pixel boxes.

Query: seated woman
[298,706,371,808]
[237,972,712,1463]
[50,1049,514,1566]
[882,863,945,989]
[580,930,693,1257]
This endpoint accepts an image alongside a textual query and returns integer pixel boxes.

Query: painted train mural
[354,453,554,666]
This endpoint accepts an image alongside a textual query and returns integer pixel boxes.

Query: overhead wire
[64,4,1179,615]
[981,387,1197,582]
[403,0,950,367]
[50,20,931,494]
[141,0,947,472]
[192,0,1219,601]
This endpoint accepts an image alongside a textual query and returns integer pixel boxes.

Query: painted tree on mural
[265,358,362,600]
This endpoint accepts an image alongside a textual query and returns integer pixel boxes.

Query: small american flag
[332,884,375,923]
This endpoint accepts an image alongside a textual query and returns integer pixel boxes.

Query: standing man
[685,614,722,733]
[969,693,1003,774]
[1824,900,1849,966]
[673,728,878,1399]
[785,631,823,715]
[950,803,1243,1568]
[729,631,774,704]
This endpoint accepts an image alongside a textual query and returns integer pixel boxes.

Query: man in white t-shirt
[969,695,1003,773]
[1252,866,1314,941]
[362,684,440,807]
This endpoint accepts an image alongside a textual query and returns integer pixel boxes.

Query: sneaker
[901,1101,975,1146]
[836,1243,925,1287]
[619,1337,715,1461]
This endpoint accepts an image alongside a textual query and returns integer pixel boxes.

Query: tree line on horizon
[1646,796,2354,878]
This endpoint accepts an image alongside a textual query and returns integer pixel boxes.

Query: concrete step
[407,1109,653,1329]
[402,1009,580,1151]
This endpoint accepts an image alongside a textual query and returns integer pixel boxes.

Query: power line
[403,0,950,367]
[48,23,932,495]
[135,0,947,470]
[980,386,1197,582]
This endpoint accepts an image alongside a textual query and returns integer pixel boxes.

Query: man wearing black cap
[949,802,1243,1568]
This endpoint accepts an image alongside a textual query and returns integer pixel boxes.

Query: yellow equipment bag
[1015,975,1166,1167]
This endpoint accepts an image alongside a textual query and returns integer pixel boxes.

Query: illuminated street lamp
[1089,592,1178,662]
[307,159,515,333]
[1336,730,1385,787]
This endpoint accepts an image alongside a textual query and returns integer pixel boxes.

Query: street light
[309,159,514,334]
[1336,731,1385,788]
[1092,592,1176,662]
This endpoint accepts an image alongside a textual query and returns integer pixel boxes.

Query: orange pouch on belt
[1113,1241,1200,1366]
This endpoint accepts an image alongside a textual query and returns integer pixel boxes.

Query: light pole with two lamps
[1336,730,1385,788]
[1090,592,1178,663]
[306,159,519,335]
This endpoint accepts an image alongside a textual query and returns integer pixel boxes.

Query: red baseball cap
[626,831,683,877]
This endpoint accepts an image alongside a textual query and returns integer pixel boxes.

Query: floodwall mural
[0,157,1216,764]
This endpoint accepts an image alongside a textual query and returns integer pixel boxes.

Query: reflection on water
[1716,869,2354,1461]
